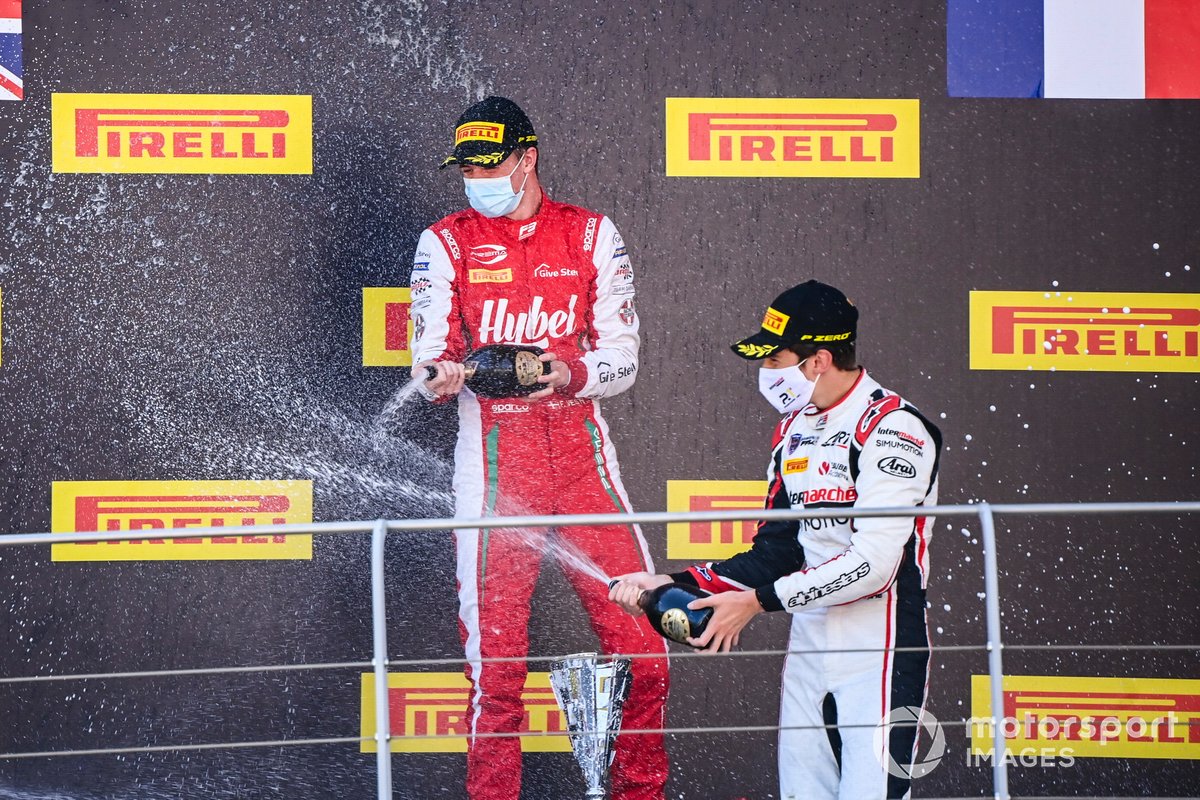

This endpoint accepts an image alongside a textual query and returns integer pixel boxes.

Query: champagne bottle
[610,580,713,646]
[424,344,550,398]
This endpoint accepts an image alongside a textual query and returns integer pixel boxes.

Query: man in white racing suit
[611,280,941,800]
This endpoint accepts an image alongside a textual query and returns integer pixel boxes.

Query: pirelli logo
[51,93,313,174]
[762,307,789,335]
[455,121,504,145]
[666,480,766,560]
[360,672,569,753]
[362,288,412,368]
[51,480,313,561]
[783,458,809,475]
[665,97,919,178]
[970,291,1200,373]
[469,268,512,284]
[970,675,1200,761]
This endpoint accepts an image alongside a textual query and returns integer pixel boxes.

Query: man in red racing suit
[410,96,668,800]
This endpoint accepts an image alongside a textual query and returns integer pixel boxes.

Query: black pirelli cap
[731,280,858,360]
[439,96,539,169]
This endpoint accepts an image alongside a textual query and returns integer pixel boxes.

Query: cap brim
[438,143,516,170]
[730,331,786,360]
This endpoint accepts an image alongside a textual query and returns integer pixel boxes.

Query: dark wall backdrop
[0,1,1197,798]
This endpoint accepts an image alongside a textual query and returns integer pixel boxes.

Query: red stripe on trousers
[1146,0,1200,98]
[880,585,894,764]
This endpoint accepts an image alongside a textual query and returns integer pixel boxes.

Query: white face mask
[758,359,818,414]
[463,155,530,218]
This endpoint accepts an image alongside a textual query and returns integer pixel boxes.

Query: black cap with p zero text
[731,280,858,360]
[439,96,539,169]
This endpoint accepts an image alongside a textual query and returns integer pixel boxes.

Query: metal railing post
[977,503,1009,800]
[371,519,393,800]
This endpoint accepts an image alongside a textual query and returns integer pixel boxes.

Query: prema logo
[970,291,1200,373]
[969,675,1200,761]
[469,244,508,265]
[666,479,767,560]
[359,672,570,753]
[665,97,920,178]
[51,480,313,561]
[362,287,412,367]
[51,93,313,174]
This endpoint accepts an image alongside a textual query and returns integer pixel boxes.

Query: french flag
[0,0,21,101]
[948,0,1200,98]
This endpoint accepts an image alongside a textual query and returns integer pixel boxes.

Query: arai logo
[877,456,916,478]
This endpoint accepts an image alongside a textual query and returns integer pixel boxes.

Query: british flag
[0,0,21,101]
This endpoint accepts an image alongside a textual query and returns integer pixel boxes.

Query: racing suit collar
[475,192,552,232]
[801,367,871,421]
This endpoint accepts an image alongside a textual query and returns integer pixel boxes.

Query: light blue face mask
[463,155,529,218]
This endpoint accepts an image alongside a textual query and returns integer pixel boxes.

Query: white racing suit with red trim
[673,371,941,800]
[409,198,668,800]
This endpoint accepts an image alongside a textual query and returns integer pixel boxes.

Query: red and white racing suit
[673,371,941,800]
[409,197,668,800]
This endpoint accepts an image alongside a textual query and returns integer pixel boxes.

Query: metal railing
[1,500,1198,800]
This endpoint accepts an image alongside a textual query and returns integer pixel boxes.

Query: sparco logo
[583,217,598,252]
[490,403,531,414]
[878,456,916,478]
[469,244,507,265]
[440,229,461,260]
[786,562,870,608]
[479,295,579,347]
[534,264,579,279]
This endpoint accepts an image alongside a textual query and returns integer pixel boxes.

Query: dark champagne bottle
[424,344,550,398]
[611,580,713,646]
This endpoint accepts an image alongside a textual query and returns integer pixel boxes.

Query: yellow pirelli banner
[666,480,767,561]
[51,93,313,174]
[362,288,413,367]
[51,480,313,561]
[970,675,1200,760]
[665,97,920,178]
[360,672,570,753]
[969,291,1200,373]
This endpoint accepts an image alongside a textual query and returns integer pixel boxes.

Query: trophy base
[584,791,605,799]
